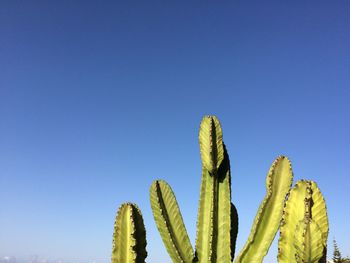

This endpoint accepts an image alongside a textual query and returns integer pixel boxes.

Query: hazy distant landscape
[0,256,97,263]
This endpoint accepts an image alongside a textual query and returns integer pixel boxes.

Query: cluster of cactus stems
[111,116,329,263]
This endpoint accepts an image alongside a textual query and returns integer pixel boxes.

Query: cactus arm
[112,203,147,263]
[235,156,293,263]
[278,180,329,263]
[195,116,232,263]
[150,180,194,263]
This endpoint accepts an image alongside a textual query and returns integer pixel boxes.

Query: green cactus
[278,180,329,263]
[113,115,329,263]
[111,203,147,263]
[150,116,237,263]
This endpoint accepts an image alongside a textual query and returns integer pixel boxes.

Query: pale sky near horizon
[1,1,350,262]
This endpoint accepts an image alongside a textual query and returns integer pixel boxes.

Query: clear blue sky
[1,1,349,262]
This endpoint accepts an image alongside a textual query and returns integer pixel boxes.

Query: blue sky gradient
[1,1,350,262]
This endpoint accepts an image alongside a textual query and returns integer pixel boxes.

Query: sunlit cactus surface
[112,116,329,263]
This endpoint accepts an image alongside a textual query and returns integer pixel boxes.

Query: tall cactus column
[195,116,235,263]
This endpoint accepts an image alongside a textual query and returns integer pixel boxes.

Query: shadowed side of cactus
[278,180,329,263]
[150,180,195,263]
[235,156,293,263]
[112,203,147,263]
[195,116,237,263]
[231,202,239,260]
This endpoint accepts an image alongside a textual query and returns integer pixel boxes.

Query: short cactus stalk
[278,180,329,263]
[112,203,147,263]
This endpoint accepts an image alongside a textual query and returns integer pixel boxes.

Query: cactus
[113,115,329,263]
[111,203,147,263]
[234,156,293,263]
[278,180,329,263]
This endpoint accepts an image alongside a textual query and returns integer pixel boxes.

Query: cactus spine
[112,203,147,263]
[235,156,293,263]
[278,180,329,263]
